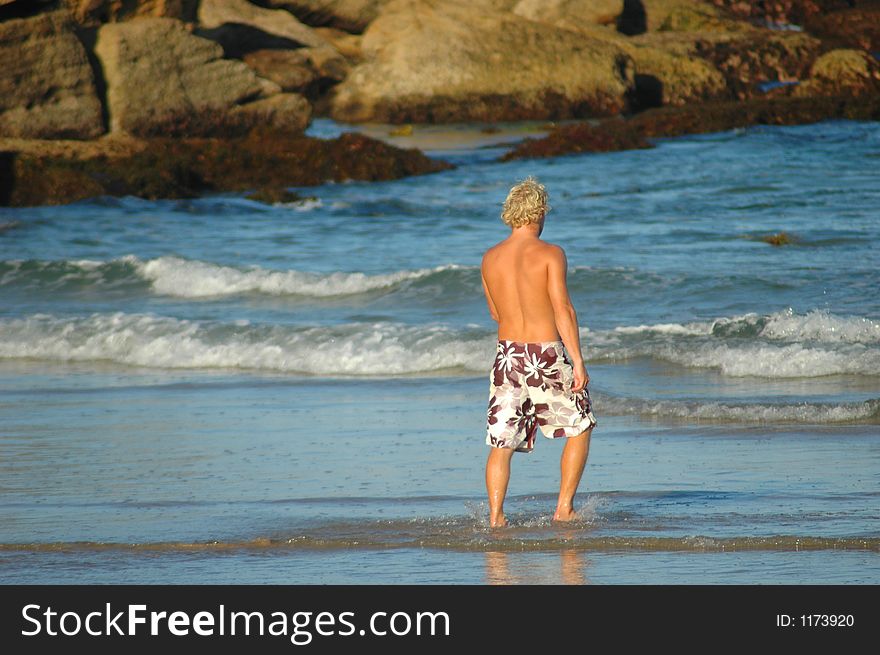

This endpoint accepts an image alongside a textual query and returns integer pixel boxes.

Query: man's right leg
[486,446,515,528]
[553,427,592,522]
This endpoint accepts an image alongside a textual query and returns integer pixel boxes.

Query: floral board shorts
[486,339,597,453]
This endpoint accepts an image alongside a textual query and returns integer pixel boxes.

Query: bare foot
[489,513,509,528]
[552,508,577,522]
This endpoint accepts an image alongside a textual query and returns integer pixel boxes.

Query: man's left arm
[481,266,499,322]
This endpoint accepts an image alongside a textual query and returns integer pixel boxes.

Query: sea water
[0,118,878,583]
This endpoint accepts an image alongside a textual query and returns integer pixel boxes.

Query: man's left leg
[486,446,515,528]
[553,427,592,521]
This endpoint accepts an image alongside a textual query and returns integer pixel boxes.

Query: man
[481,176,597,528]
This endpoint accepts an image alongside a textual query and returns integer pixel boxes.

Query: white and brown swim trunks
[486,339,597,453]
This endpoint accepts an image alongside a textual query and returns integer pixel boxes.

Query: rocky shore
[1,0,878,206]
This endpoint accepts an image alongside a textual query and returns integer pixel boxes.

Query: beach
[1,117,878,584]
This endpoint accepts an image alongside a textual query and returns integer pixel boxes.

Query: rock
[626,36,729,106]
[329,0,636,124]
[500,116,652,161]
[707,0,851,28]
[64,0,199,26]
[693,31,823,100]
[804,7,880,53]
[243,46,349,97]
[197,0,335,57]
[246,187,316,204]
[0,10,104,139]
[762,232,794,246]
[0,0,54,20]
[313,26,363,60]
[93,17,302,137]
[298,44,351,79]
[566,27,731,107]
[655,1,756,32]
[244,50,318,92]
[618,0,736,34]
[500,93,880,160]
[793,48,880,97]
[512,0,723,36]
[2,130,455,207]
[262,0,389,33]
[232,93,313,133]
[511,0,623,27]
[504,3,758,108]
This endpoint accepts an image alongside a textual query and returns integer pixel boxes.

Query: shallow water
[1,118,878,583]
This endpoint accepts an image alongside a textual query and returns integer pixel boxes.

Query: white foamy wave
[584,308,880,377]
[608,322,710,337]
[598,393,880,424]
[0,313,494,375]
[590,335,880,377]
[652,341,879,377]
[758,307,880,344]
[125,255,459,298]
[274,197,322,211]
[592,308,880,344]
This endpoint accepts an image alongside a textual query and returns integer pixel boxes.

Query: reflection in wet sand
[485,549,592,585]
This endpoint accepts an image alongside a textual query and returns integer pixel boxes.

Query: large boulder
[512,0,622,27]
[244,46,349,96]
[93,17,310,136]
[261,0,389,33]
[64,0,199,26]
[312,25,364,60]
[552,25,731,107]
[197,0,334,56]
[329,0,636,123]
[618,0,749,34]
[231,92,312,132]
[518,0,758,35]
[793,48,880,97]
[622,34,729,106]
[0,10,104,139]
[244,49,318,93]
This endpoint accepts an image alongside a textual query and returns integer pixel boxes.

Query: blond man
[481,176,597,528]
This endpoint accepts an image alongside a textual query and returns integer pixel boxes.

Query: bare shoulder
[481,242,503,268]
[539,241,567,264]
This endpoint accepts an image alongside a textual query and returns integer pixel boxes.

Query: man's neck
[509,225,542,240]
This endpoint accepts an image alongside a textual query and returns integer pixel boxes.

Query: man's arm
[481,262,499,322]
[546,246,589,392]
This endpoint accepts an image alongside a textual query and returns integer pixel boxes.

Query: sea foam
[0,255,464,298]
[1,308,878,379]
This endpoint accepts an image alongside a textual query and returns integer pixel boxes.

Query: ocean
[1,118,878,584]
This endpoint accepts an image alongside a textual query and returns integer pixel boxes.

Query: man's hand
[572,361,589,393]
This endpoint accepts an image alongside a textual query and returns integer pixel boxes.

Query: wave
[0,256,688,300]
[599,307,880,344]
[0,312,491,375]
[1,308,878,382]
[0,256,465,299]
[597,395,880,424]
[587,308,880,377]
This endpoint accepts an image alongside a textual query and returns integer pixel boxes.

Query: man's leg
[553,428,592,521]
[486,446,515,527]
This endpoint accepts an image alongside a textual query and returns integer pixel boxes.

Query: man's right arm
[547,245,589,392]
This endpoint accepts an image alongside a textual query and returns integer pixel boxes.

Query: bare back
[481,237,562,342]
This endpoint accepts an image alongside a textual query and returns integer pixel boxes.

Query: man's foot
[552,507,577,522]
[489,513,509,528]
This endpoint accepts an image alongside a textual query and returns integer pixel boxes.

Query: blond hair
[500,175,550,228]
